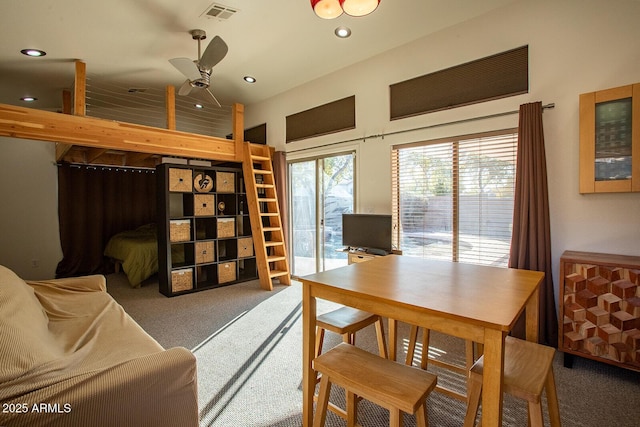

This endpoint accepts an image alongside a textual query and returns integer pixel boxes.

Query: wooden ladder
[242,142,291,290]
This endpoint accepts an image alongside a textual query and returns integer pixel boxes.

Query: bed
[104,223,158,288]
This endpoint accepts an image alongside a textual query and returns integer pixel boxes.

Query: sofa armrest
[0,347,199,427]
[26,274,106,293]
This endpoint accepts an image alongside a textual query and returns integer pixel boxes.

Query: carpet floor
[107,273,640,427]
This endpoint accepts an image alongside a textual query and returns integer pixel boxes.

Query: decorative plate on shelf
[193,173,213,192]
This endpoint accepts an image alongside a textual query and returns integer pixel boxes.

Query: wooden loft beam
[233,102,245,162]
[3,56,247,166]
[166,85,176,130]
[74,60,86,116]
[0,103,240,162]
[85,147,108,163]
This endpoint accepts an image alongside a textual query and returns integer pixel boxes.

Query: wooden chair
[313,343,437,427]
[463,336,561,427]
[405,325,478,401]
[315,306,387,359]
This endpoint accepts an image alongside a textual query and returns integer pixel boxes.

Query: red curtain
[55,164,156,278]
[509,102,558,347]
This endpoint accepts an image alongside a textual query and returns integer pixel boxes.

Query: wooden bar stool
[405,325,477,401]
[315,306,388,359]
[463,336,561,427]
[313,343,437,427]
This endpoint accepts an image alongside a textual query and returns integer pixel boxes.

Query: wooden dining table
[300,255,543,427]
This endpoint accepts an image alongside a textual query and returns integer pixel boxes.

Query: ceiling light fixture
[20,49,46,57]
[243,76,256,83]
[335,26,351,38]
[20,97,37,102]
[311,0,379,19]
[194,103,204,109]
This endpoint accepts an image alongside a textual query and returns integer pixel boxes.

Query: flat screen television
[342,214,392,253]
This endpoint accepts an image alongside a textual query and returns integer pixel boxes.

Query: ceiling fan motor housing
[191,69,211,88]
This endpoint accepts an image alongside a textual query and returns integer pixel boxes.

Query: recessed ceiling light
[335,26,351,38]
[194,103,204,109]
[20,97,37,102]
[20,49,46,57]
[243,76,256,83]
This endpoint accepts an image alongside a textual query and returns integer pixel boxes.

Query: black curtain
[55,164,156,278]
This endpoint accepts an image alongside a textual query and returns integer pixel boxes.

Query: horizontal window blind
[392,131,517,267]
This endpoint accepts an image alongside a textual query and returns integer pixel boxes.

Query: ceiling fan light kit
[311,0,379,19]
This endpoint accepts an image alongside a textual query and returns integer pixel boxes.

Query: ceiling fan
[169,29,228,107]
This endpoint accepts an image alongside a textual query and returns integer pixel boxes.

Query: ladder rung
[267,255,287,262]
[256,183,275,189]
[251,155,270,161]
[258,198,277,203]
[265,241,284,247]
[269,270,289,278]
[253,169,272,174]
[260,212,279,217]
[263,227,281,232]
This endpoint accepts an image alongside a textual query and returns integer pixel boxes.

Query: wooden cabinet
[157,163,258,297]
[579,82,640,193]
[559,250,640,372]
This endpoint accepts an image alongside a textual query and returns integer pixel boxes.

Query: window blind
[392,130,517,267]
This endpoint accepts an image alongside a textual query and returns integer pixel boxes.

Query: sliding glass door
[289,152,355,277]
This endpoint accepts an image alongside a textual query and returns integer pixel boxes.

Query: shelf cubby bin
[171,268,193,293]
[237,237,254,258]
[218,261,237,284]
[194,194,215,216]
[168,168,192,192]
[169,219,191,243]
[195,241,215,264]
[216,171,235,193]
[217,217,236,238]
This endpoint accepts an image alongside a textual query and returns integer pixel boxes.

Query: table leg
[388,318,398,361]
[525,285,540,343]
[481,328,505,427]
[302,284,317,427]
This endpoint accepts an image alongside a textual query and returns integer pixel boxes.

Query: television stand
[346,248,402,265]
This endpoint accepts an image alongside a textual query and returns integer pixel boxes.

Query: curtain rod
[56,163,155,172]
[287,102,555,154]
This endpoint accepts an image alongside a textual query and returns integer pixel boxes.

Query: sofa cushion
[0,265,61,383]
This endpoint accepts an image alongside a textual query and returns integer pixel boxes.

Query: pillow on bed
[0,265,61,383]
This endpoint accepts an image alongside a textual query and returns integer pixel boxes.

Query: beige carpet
[107,273,640,427]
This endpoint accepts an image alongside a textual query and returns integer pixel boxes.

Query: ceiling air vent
[202,3,238,20]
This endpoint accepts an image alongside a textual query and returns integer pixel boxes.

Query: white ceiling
[0,0,516,112]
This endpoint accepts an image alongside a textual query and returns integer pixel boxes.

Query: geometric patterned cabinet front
[559,250,640,372]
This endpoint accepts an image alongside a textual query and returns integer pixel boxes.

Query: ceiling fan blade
[178,80,193,96]
[199,36,228,70]
[169,57,202,82]
[205,88,221,108]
